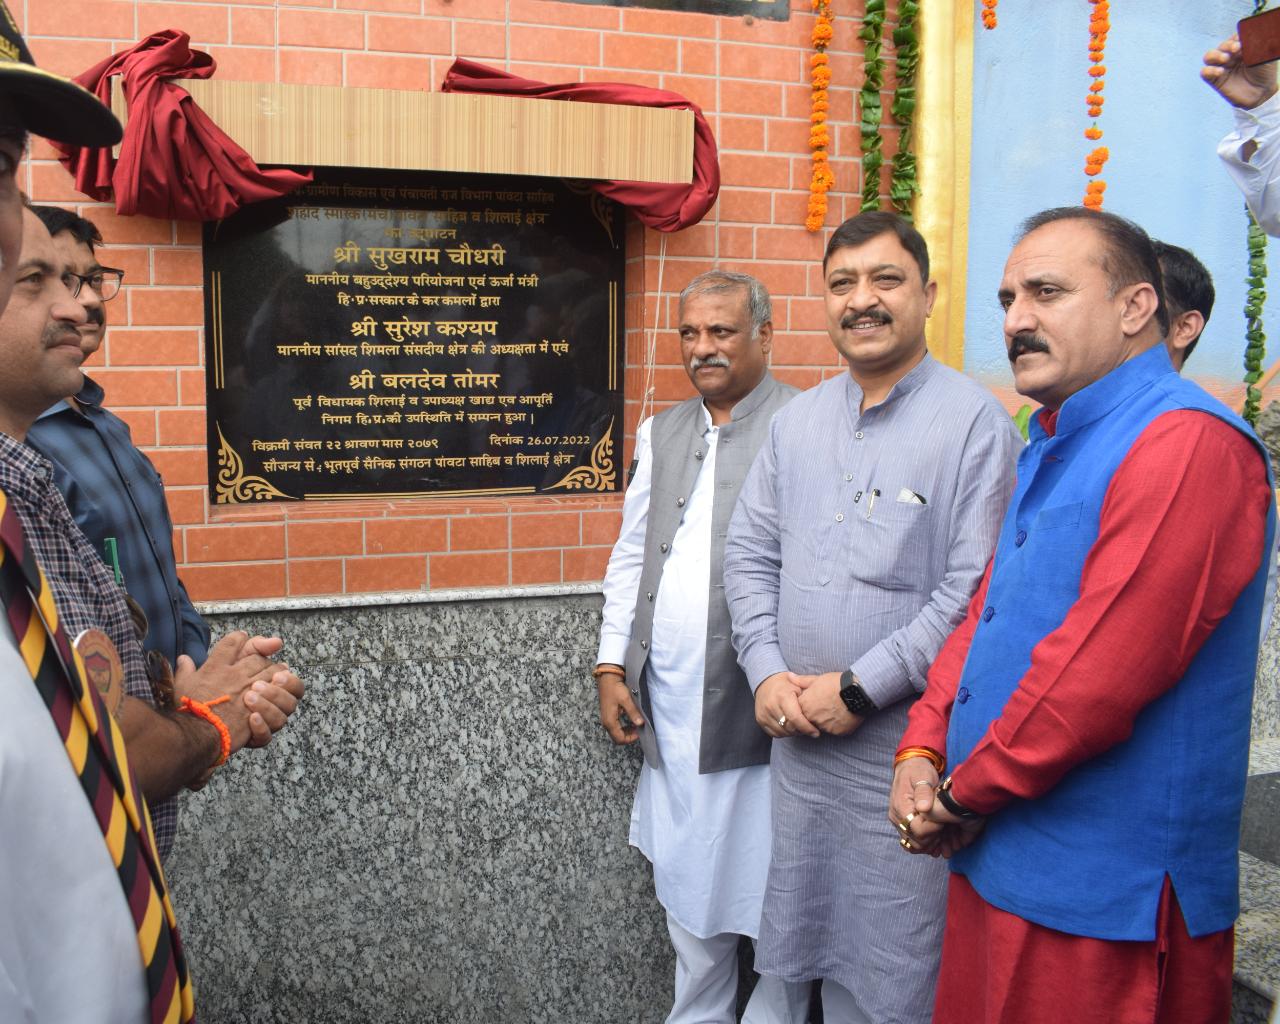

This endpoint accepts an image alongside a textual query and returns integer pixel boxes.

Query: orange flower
[1089,65,1106,77]
[813,66,832,88]
[1089,80,1105,93]
[1085,126,1103,140]
[1086,180,1106,193]
[811,52,830,67]
[813,19,834,45]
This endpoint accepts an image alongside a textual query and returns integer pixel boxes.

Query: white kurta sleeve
[596,417,654,666]
[1218,90,1280,236]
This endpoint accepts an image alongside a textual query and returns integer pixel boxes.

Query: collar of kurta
[844,350,937,417]
[1029,343,1175,443]
[723,370,781,424]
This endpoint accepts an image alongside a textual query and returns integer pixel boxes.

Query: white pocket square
[896,488,927,505]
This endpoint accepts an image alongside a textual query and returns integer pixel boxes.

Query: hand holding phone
[1203,30,1279,111]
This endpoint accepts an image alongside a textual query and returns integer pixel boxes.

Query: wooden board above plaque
[112,80,694,184]
[205,168,625,503]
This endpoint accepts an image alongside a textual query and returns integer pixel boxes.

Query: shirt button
[957,686,971,704]
[855,431,864,440]
[695,450,703,460]
[982,607,995,622]
[1015,530,1027,547]
[631,688,641,698]
[640,640,648,649]
[844,473,853,482]
[660,543,669,553]
[645,592,653,601]
[835,513,844,522]
[676,497,685,507]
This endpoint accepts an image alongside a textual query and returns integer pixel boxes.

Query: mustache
[841,309,892,330]
[83,309,105,327]
[43,323,83,348]
[1008,333,1050,362]
[690,354,730,370]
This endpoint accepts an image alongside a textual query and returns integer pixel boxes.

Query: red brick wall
[20,0,894,601]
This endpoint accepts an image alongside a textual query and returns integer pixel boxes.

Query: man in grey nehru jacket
[723,212,1020,1024]
[594,271,807,1024]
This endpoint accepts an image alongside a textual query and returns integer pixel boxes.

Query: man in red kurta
[891,208,1273,1023]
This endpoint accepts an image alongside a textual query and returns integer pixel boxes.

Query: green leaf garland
[859,0,886,211]
[1244,211,1268,426]
[889,0,920,219]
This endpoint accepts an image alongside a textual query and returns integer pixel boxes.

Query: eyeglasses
[63,267,125,301]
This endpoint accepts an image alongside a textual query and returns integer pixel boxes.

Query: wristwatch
[838,669,878,716]
[936,775,981,820]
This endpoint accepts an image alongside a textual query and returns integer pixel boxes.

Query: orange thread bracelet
[894,746,945,775]
[178,695,232,767]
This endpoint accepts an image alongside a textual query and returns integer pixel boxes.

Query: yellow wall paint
[917,1,974,371]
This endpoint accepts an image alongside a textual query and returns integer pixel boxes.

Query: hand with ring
[754,671,819,739]
[888,757,947,855]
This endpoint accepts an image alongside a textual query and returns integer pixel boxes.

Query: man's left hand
[794,671,862,736]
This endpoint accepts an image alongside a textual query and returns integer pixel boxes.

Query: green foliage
[859,0,886,211]
[1244,211,1268,427]
[1013,405,1033,441]
[889,0,921,220]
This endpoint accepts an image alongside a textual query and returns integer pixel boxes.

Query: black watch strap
[838,669,878,716]
[937,776,981,820]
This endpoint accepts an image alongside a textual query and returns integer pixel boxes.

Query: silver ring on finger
[777,714,787,728]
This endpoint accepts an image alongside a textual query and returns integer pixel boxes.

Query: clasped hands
[888,757,985,859]
[754,670,861,739]
[175,631,305,766]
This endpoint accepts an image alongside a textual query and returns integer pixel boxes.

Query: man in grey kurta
[723,212,1020,1024]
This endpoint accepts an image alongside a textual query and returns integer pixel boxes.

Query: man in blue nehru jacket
[892,207,1275,1023]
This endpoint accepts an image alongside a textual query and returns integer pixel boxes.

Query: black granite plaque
[204,169,625,503]
[564,0,787,19]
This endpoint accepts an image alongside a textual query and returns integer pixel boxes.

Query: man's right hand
[174,631,303,758]
[596,666,645,745]
[1203,33,1279,110]
[754,671,820,739]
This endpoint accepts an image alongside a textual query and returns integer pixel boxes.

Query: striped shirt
[723,354,1020,1019]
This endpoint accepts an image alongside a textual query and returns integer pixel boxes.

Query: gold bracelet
[592,664,624,681]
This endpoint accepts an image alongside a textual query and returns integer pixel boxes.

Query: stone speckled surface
[165,585,1280,1022]
[167,592,671,1024]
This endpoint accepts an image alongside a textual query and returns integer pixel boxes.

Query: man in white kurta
[596,271,805,1023]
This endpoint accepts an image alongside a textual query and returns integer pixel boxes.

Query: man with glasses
[27,206,211,680]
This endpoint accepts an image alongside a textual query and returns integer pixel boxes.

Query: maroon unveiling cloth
[441,58,719,233]
[53,30,311,221]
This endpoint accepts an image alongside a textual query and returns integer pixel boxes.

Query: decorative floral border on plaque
[564,181,618,247]
[215,423,293,503]
[549,418,617,492]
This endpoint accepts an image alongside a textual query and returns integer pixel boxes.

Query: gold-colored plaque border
[210,270,226,389]
[215,423,292,503]
[548,418,617,493]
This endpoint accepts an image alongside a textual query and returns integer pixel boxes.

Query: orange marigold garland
[1082,0,1110,207]
[806,0,836,232]
[981,0,997,30]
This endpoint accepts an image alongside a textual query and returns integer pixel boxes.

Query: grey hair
[678,270,772,339]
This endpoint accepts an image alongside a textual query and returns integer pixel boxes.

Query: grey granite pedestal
[167,587,670,1024]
